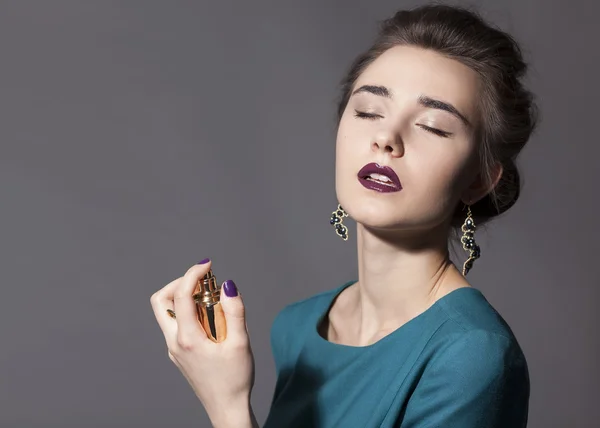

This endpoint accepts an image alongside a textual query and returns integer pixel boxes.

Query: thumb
[220,280,248,339]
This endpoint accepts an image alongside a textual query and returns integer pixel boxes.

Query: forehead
[354,45,481,118]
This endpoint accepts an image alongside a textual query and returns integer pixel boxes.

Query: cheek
[335,135,352,189]
[335,123,363,171]
[410,148,471,202]
[335,126,364,200]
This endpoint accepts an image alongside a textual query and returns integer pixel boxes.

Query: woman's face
[336,45,483,234]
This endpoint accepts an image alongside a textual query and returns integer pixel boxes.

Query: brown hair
[336,3,539,232]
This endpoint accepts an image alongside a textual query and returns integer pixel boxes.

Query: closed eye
[353,110,382,120]
[417,125,452,138]
[354,110,452,138]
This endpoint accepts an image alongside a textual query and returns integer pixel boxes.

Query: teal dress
[263,281,529,427]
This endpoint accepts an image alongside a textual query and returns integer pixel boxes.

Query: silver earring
[461,204,481,275]
[330,204,349,241]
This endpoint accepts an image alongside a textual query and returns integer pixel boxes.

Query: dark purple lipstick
[357,162,402,193]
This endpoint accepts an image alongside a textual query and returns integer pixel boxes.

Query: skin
[327,45,502,346]
[150,260,259,428]
[150,44,503,426]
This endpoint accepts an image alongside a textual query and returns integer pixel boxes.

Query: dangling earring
[461,204,481,276]
[330,204,349,241]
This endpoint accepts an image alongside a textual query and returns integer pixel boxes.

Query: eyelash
[353,110,452,138]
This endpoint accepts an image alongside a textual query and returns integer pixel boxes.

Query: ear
[460,162,503,205]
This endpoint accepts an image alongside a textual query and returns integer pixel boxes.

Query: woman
[150,4,538,427]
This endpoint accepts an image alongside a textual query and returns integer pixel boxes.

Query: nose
[371,130,403,158]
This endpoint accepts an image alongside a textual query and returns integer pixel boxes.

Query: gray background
[0,1,597,427]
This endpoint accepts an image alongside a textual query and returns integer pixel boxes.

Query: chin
[343,199,407,229]
[337,178,410,220]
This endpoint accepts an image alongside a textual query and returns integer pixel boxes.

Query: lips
[357,163,402,193]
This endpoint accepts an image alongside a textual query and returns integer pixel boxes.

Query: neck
[351,221,468,338]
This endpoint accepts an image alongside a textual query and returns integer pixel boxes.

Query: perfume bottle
[192,269,227,342]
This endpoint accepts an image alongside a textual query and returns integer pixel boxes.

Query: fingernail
[223,280,238,297]
[197,258,210,265]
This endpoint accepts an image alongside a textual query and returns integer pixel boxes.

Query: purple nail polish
[197,258,210,265]
[223,280,238,297]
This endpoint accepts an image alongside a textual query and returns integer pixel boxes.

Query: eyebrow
[351,84,472,128]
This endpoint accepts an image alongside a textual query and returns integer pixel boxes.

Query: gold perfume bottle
[192,269,227,342]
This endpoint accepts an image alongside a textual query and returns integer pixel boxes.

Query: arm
[397,330,529,428]
[210,395,260,428]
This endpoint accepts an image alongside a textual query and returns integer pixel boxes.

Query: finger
[174,258,213,342]
[150,277,182,345]
[219,279,249,341]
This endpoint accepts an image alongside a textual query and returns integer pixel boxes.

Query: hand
[150,259,256,426]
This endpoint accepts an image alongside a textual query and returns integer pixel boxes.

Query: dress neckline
[312,280,481,350]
